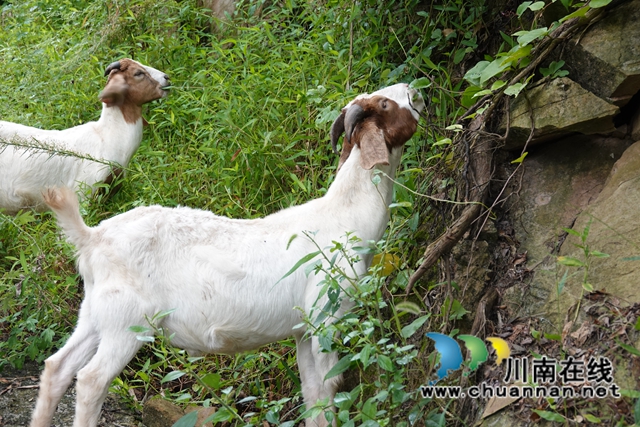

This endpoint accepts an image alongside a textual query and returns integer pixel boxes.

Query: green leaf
[377,354,395,371]
[560,6,590,22]
[203,407,234,423]
[582,282,594,292]
[410,77,432,89]
[453,48,466,64]
[544,333,561,341]
[532,409,565,422]
[516,1,532,16]
[128,325,150,333]
[395,301,422,315]
[530,1,545,11]
[583,413,601,423]
[511,152,528,164]
[635,316,640,331]
[615,339,640,357]
[325,355,352,380]
[401,315,429,338]
[461,85,483,107]
[161,370,186,384]
[621,389,640,398]
[480,58,510,85]
[449,299,470,320]
[472,89,493,98]
[276,251,321,284]
[635,397,640,424]
[463,61,490,86]
[557,256,584,267]
[172,412,198,427]
[433,138,452,147]
[504,82,527,97]
[201,373,221,390]
[590,250,609,258]
[557,269,569,295]
[562,227,582,237]
[491,80,507,91]
[513,27,548,46]
[590,0,612,8]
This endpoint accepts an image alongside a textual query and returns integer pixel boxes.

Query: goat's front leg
[296,335,340,427]
[72,332,143,427]
[30,309,99,427]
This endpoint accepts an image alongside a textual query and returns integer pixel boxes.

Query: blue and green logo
[425,333,511,384]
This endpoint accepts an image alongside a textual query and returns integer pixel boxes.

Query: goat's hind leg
[72,330,143,427]
[30,313,100,427]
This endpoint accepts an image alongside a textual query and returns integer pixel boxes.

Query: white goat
[0,58,169,215]
[31,83,424,427]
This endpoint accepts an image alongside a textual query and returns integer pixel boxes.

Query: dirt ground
[0,363,141,427]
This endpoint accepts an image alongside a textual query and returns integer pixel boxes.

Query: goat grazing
[31,83,424,427]
[0,58,170,215]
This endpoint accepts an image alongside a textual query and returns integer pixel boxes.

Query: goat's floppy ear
[99,73,129,106]
[358,123,389,170]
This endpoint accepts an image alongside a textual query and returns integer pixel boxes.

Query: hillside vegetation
[3,0,634,426]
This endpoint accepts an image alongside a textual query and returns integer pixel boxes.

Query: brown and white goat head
[99,58,170,121]
[330,83,425,170]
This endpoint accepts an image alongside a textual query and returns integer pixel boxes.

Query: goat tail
[43,187,92,248]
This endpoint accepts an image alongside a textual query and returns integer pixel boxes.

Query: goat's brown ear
[99,73,129,106]
[358,122,389,170]
[329,110,346,154]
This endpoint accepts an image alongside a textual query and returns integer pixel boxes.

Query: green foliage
[557,219,609,294]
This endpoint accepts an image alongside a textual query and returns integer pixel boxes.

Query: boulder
[543,139,640,324]
[142,396,216,427]
[502,134,630,320]
[500,78,618,151]
[558,0,640,106]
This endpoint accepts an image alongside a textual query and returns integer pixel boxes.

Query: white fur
[30,83,424,427]
[0,59,169,215]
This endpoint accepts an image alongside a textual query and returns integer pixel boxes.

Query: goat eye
[134,71,144,77]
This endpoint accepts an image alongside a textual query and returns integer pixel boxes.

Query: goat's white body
[78,146,395,353]
[0,107,142,213]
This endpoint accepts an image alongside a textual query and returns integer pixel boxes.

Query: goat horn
[329,111,346,154]
[344,104,366,144]
[104,61,122,77]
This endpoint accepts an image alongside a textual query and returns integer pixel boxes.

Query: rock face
[543,139,640,322]
[501,0,640,151]
[502,135,630,321]
[501,78,619,150]
[467,2,640,426]
[560,0,640,106]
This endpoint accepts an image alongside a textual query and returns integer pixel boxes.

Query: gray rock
[500,78,618,151]
[558,0,640,106]
[142,396,216,427]
[503,134,630,320]
[543,139,640,325]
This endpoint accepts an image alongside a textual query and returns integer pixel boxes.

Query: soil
[0,363,142,427]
